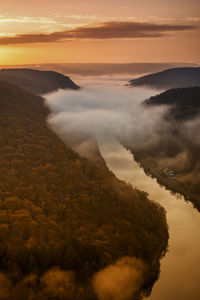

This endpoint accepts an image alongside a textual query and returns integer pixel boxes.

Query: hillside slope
[144,87,200,120]
[0,68,79,95]
[124,87,200,210]
[0,81,168,300]
[130,67,200,89]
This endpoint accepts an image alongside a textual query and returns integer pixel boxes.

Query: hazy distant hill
[124,87,200,211]
[0,80,168,299]
[1,63,198,76]
[0,68,79,95]
[130,67,200,89]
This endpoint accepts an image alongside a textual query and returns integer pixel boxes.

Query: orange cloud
[0,21,197,45]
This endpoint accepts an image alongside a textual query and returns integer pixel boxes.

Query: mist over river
[45,75,200,300]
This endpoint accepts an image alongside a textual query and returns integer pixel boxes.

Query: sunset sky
[0,0,199,65]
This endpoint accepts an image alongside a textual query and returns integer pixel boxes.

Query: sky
[0,0,200,65]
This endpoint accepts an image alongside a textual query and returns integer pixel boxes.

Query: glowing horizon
[0,0,199,65]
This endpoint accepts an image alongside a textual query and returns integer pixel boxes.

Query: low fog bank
[45,79,200,201]
[0,256,147,300]
[44,77,200,206]
[44,82,164,159]
[0,268,76,300]
[93,257,146,300]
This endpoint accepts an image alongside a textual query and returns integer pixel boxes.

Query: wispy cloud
[183,16,200,22]
[63,14,99,20]
[0,21,197,45]
[0,15,57,24]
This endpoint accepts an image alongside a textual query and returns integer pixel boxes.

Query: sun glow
[0,47,11,65]
[0,46,32,66]
[0,0,199,65]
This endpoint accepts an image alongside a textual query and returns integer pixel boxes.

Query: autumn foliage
[0,81,168,299]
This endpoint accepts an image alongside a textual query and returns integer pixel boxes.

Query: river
[45,75,200,300]
[99,138,200,300]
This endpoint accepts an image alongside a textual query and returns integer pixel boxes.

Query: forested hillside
[124,87,200,211]
[144,87,200,120]
[0,68,79,95]
[0,81,168,299]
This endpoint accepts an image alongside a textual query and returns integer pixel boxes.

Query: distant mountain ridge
[0,68,80,95]
[130,67,200,89]
[1,63,198,76]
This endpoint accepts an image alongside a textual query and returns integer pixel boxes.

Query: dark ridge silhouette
[124,87,200,211]
[0,68,80,95]
[144,87,200,120]
[130,67,200,89]
[0,80,168,299]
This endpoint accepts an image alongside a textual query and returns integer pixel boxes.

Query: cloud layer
[44,81,168,160]
[0,21,197,45]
